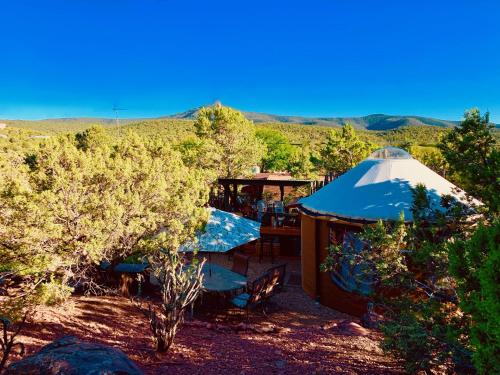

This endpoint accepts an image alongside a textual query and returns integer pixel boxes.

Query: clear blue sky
[1,0,499,122]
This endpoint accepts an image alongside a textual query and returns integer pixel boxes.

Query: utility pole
[112,105,127,127]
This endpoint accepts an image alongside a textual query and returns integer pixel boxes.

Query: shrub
[36,279,74,306]
[144,251,205,352]
[449,220,500,374]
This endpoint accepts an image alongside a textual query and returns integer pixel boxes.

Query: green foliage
[320,124,376,176]
[287,146,318,179]
[255,128,295,172]
[321,185,477,373]
[410,145,449,177]
[448,220,500,374]
[439,109,500,214]
[194,104,264,178]
[0,126,209,300]
[36,278,74,306]
[321,215,407,293]
[175,136,220,184]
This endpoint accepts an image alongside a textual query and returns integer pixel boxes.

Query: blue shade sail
[181,208,261,253]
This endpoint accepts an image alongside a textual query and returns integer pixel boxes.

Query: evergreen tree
[439,109,499,214]
[194,104,264,178]
[255,128,295,172]
[320,124,375,176]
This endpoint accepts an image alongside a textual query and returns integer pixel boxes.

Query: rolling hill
[2,105,497,133]
[164,107,461,130]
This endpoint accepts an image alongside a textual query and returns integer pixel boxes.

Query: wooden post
[279,184,285,202]
[232,183,238,211]
[223,184,230,210]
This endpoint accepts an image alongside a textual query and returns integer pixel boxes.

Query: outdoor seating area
[230,262,287,316]
[211,176,317,220]
[194,252,297,313]
[12,253,400,374]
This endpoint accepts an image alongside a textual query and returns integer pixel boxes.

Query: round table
[201,263,247,293]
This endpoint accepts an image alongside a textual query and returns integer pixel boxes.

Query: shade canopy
[299,147,476,222]
[181,208,261,253]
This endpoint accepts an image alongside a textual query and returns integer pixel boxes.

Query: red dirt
[6,256,402,374]
[11,287,402,374]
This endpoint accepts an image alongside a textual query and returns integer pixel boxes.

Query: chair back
[265,263,287,297]
[231,252,250,277]
[256,200,266,222]
[274,201,285,214]
[248,273,270,305]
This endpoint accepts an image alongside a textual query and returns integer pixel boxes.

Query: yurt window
[368,146,411,160]
[329,232,375,296]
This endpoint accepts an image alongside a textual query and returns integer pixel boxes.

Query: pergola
[217,177,315,211]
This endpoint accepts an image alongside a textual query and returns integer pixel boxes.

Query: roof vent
[368,147,412,160]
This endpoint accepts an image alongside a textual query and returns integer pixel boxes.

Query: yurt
[298,147,475,316]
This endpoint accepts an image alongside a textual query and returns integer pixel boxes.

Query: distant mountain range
[165,107,462,130]
[3,106,498,131]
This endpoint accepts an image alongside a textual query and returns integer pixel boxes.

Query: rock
[275,360,287,369]
[6,336,143,375]
[361,310,385,329]
[336,321,370,336]
[255,324,275,333]
[275,327,291,334]
[321,322,338,330]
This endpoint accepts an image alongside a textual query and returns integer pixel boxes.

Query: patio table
[202,263,247,293]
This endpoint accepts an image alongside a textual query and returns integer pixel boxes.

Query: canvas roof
[299,147,477,222]
[180,207,261,253]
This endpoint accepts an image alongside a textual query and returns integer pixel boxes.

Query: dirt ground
[11,255,403,374]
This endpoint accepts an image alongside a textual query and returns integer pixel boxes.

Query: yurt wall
[301,214,318,299]
[301,214,369,317]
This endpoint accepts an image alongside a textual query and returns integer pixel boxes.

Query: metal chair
[256,200,266,222]
[231,252,250,277]
[231,273,270,318]
[265,263,287,296]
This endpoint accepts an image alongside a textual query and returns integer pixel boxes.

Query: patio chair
[231,252,250,277]
[230,273,270,317]
[265,263,287,297]
[274,201,285,214]
[256,200,266,222]
[273,201,286,227]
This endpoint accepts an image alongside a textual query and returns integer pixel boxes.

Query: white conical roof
[299,147,476,222]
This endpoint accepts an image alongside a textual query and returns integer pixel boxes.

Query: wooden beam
[223,184,230,210]
[218,178,314,187]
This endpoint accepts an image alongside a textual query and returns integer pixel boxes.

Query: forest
[0,104,499,374]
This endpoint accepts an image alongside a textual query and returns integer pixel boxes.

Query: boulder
[6,336,143,375]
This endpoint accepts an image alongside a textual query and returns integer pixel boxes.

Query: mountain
[3,106,497,132]
[165,107,461,130]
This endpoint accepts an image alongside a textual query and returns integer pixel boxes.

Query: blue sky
[1,0,499,122]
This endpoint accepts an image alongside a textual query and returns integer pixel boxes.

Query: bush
[449,220,500,374]
[143,251,205,352]
[36,279,74,306]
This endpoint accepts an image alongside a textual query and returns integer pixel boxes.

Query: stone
[6,336,143,375]
[275,359,287,369]
[361,310,385,329]
[336,321,370,336]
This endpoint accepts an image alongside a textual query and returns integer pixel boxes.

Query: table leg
[271,237,275,264]
[260,237,264,263]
